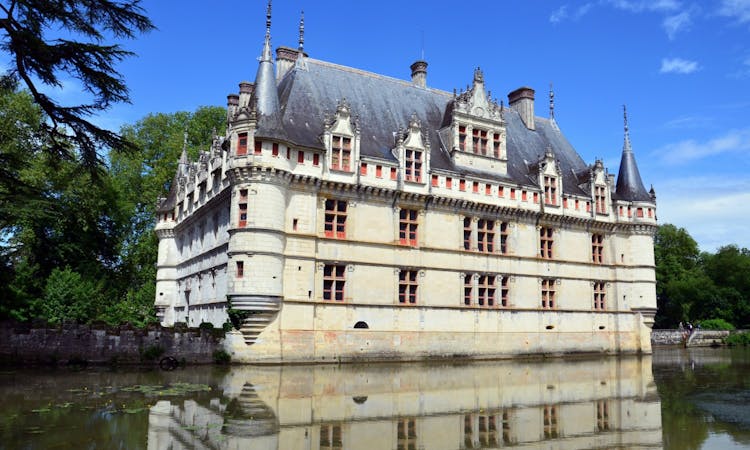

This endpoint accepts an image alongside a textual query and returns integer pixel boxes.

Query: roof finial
[549,82,555,120]
[298,10,305,52]
[266,0,272,39]
[261,0,273,62]
[179,129,188,164]
[623,104,632,153]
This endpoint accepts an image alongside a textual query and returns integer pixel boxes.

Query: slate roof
[615,134,652,202]
[267,57,595,196]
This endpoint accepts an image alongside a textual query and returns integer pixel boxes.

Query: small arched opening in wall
[353,321,369,329]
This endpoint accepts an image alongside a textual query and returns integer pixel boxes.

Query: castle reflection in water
[147,356,661,449]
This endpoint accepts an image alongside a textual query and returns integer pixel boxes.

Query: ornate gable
[446,68,507,175]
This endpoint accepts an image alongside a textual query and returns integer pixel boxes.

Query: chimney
[238,82,254,108]
[226,93,239,122]
[508,87,535,130]
[275,46,299,81]
[410,60,428,88]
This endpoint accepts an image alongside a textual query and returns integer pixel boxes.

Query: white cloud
[660,57,700,74]
[654,128,750,164]
[663,10,692,39]
[663,115,714,129]
[718,0,750,24]
[606,0,681,13]
[550,3,594,23]
[656,176,750,251]
[550,5,569,23]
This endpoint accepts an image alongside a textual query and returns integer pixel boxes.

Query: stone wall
[651,329,744,347]
[0,321,224,365]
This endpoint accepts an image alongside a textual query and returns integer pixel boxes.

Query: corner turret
[615,106,651,201]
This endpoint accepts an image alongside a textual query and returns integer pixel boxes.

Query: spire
[549,83,555,120]
[253,0,284,137]
[298,10,305,52]
[179,130,188,164]
[623,104,632,153]
[615,105,651,202]
[261,0,273,62]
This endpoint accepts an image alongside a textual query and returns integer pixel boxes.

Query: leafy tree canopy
[0,0,154,171]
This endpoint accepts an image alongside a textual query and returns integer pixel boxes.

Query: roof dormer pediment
[453,68,504,123]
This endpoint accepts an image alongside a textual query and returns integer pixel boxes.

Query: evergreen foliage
[0,0,154,171]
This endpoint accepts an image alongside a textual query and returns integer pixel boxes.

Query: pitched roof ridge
[305,58,453,99]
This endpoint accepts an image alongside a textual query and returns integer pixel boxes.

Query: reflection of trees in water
[653,348,750,450]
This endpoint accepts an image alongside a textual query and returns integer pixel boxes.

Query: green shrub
[222,321,234,333]
[699,319,735,330]
[141,344,165,361]
[198,321,214,330]
[725,332,750,346]
[213,349,231,365]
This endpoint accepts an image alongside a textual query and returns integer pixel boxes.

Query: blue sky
[39,0,750,251]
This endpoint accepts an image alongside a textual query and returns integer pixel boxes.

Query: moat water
[1,347,749,449]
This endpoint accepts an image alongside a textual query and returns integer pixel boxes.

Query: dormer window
[472,128,488,155]
[237,132,248,156]
[331,135,352,171]
[493,133,503,158]
[595,185,607,214]
[459,126,467,151]
[544,176,557,205]
[405,149,422,182]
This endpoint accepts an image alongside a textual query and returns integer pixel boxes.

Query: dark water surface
[0,347,748,449]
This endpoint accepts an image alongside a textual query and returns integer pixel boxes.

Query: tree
[108,106,226,320]
[654,224,702,327]
[0,0,154,171]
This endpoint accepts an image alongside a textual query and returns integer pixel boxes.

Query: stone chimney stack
[508,87,535,130]
[275,46,299,81]
[238,82,254,108]
[226,93,239,123]
[410,60,428,88]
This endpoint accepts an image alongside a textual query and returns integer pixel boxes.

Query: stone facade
[154,4,658,363]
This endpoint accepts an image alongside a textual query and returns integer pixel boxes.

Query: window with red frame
[405,149,422,182]
[254,139,262,155]
[237,133,248,155]
[477,275,496,307]
[238,189,248,227]
[324,199,347,239]
[331,135,351,171]
[544,176,557,205]
[594,281,606,310]
[592,234,604,264]
[272,142,279,156]
[464,274,473,305]
[236,261,244,278]
[459,125,467,151]
[463,217,472,250]
[431,174,438,186]
[323,264,346,301]
[477,219,495,253]
[493,133,502,158]
[500,275,509,307]
[472,128,488,155]
[541,279,556,309]
[499,222,509,254]
[390,167,397,180]
[313,153,320,166]
[297,150,304,163]
[398,270,418,304]
[399,209,418,246]
[595,185,607,214]
[540,227,553,259]
[360,163,367,175]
